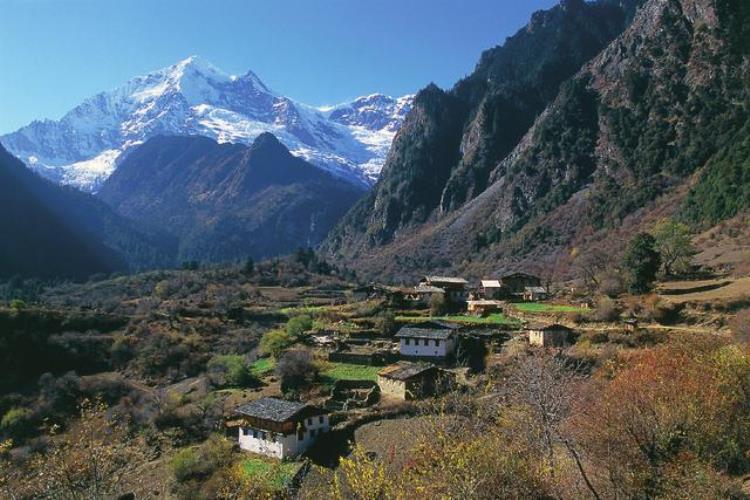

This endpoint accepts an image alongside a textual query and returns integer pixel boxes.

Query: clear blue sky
[0,0,557,134]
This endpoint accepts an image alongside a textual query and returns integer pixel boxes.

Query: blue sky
[0,0,557,134]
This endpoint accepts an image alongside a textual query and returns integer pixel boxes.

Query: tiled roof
[481,280,502,288]
[396,321,459,340]
[525,323,572,332]
[413,285,446,293]
[235,397,308,422]
[423,276,469,285]
[524,286,548,294]
[378,362,436,381]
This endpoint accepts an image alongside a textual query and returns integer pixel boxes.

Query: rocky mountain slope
[98,133,365,262]
[0,143,175,279]
[323,0,749,281]
[2,57,413,191]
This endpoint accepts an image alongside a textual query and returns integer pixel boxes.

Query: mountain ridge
[1,56,413,191]
[97,133,366,262]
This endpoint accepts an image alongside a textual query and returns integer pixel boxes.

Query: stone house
[480,280,504,299]
[377,362,452,400]
[234,397,329,459]
[419,276,469,302]
[501,272,542,296]
[527,323,573,348]
[467,299,505,316]
[523,286,549,301]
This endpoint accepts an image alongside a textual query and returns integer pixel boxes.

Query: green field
[241,458,301,490]
[322,362,380,382]
[250,357,276,377]
[396,313,519,326]
[513,303,586,314]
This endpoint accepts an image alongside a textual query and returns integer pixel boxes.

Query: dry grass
[660,277,750,304]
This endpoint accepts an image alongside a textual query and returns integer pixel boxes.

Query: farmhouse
[526,323,573,348]
[395,322,459,359]
[419,276,469,302]
[523,286,549,302]
[377,362,452,400]
[234,397,329,459]
[501,272,542,295]
[409,284,446,305]
[467,299,505,316]
[480,279,504,299]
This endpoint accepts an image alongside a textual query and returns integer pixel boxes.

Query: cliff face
[324,0,750,281]
[323,0,644,261]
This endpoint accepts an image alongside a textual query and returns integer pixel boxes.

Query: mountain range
[322,0,750,280]
[97,133,365,262]
[1,56,413,191]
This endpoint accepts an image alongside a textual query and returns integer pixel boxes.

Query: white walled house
[395,322,459,359]
[234,398,329,459]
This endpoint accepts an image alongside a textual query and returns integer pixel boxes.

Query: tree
[276,349,318,393]
[622,233,661,294]
[286,315,313,338]
[243,257,255,275]
[375,310,397,336]
[430,293,448,316]
[652,220,695,276]
[259,329,294,359]
[207,355,256,388]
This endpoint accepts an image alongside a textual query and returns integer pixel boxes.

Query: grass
[279,305,331,316]
[250,357,276,377]
[396,313,519,326]
[513,303,587,314]
[322,362,380,382]
[241,458,301,490]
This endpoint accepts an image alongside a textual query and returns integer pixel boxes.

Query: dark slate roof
[235,397,308,422]
[379,362,436,381]
[525,323,573,332]
[396,321,459,340]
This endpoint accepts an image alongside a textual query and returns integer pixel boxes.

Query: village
[225,272,610,466]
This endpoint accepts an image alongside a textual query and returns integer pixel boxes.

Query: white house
[235,397,329,459]
[395,322,459,359]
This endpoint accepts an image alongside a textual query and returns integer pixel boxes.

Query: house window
[271,434,276,443]
[307,418,312,425]
[260,431,266,440]
[298,430,304,441]
[405,338,410,345]
[252,429,258,439]
[434,340,440,347]
[319,416,324,424]
[310,429,316,437]
[423,339,429,346]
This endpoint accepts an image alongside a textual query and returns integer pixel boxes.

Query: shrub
[286,315,313,338]
[375,310,397,336]
[430,293,448,316]
[207,355,256,388]
[259,329,294,358]
[598,271,624,297]
[276,350,318,393]
[170,436,234,484]
[731,309,750,345]
[0,408,35,440]
[593,297,621,322]
[9,299,26,311]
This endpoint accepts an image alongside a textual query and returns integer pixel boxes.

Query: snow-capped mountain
[1,56,413,191]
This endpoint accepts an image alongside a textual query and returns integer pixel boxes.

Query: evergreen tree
[622,233,661,294]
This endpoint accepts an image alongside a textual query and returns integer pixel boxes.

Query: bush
[260,329,295,358]
[593,297,621,322]
[731,309,750,345]
[1,407,35,440]
[375,310,397,336]
[207,355,256,388]
[430,293,448,316]
[641,295,680,324]
[286,315,313,338]
[170,435,234,483]
[598,271,624,297]
[276,350,318,393]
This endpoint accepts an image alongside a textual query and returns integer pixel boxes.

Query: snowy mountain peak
[1,57,414,190]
